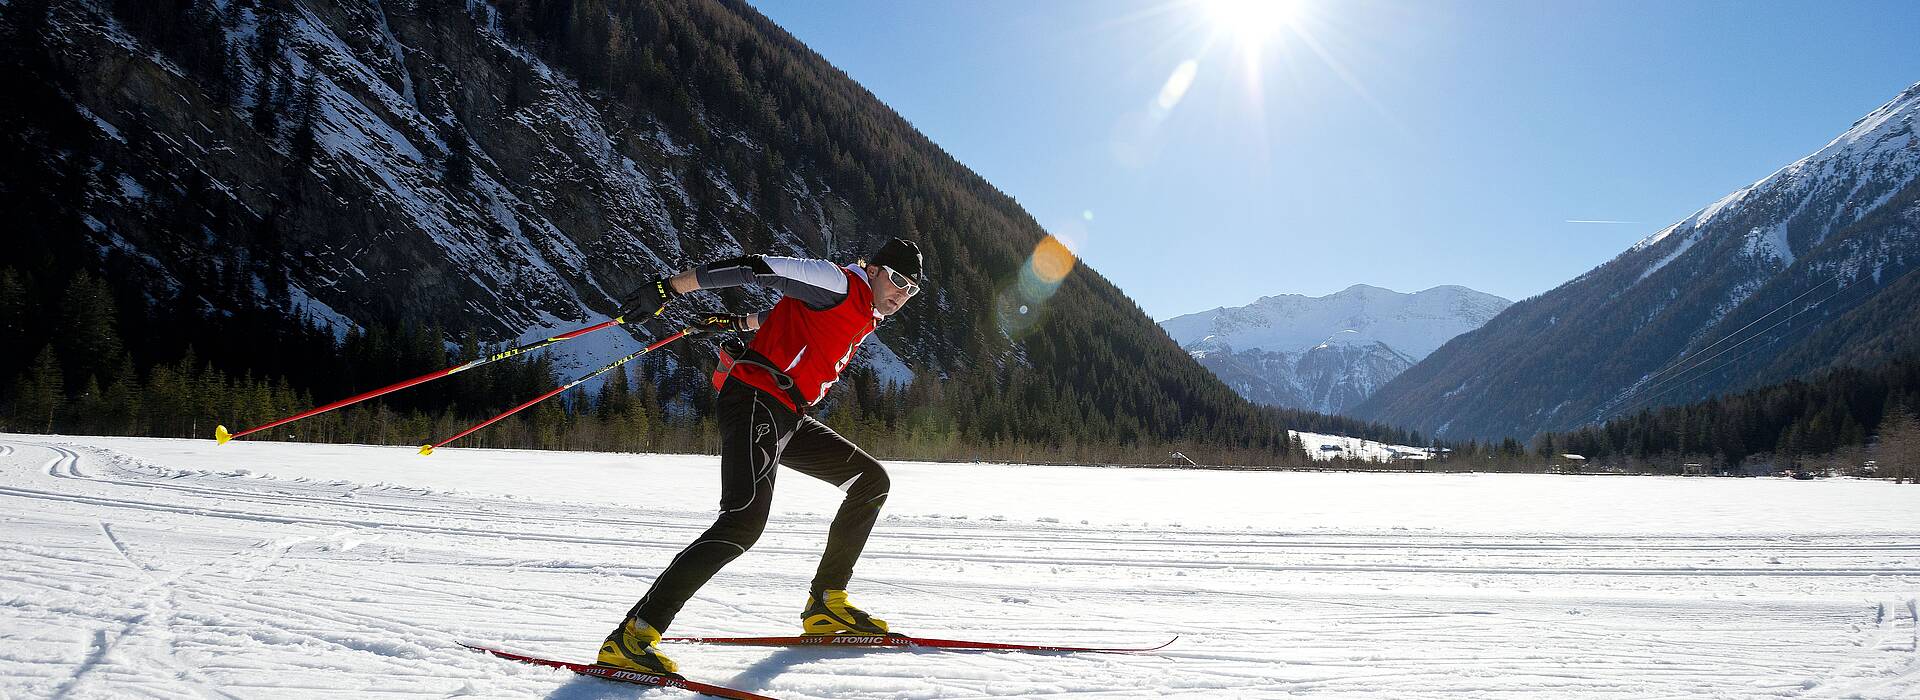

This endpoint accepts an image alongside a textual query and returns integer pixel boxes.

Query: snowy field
[1289,430,1430,462]
[2,434,1917,699]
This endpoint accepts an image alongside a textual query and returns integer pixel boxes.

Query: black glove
[688,313,750,336]
[618,278,680,321]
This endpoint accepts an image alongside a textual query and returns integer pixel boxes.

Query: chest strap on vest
[711,337,811,412]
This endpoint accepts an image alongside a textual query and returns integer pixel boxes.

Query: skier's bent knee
[849,465,890,503]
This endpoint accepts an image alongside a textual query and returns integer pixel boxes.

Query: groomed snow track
[1,435,1916,698]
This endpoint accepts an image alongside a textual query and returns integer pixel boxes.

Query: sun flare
[1202,0,1303,50]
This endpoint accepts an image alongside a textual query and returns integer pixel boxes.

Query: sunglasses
[881,266,921,297]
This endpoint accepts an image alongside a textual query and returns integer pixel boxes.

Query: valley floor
[1,434,1916,698]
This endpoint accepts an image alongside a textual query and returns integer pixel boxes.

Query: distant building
[1550,453,1588,474]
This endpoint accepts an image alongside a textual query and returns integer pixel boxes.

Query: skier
[596,238,924,674]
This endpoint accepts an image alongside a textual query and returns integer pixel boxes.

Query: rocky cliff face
[1354,81,1920,440]
[48,0,894,380]
[1161,285,1509,414]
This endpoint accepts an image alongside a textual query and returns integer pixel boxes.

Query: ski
[661,633,1176,654]
[459,642,779,700]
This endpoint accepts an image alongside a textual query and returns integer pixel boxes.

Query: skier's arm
[682,255,850,310]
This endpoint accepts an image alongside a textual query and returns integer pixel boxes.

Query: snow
[854,335,915,388]
[74,105,124,143]
[1689,186,1754,232]
[285,282,362,340]
[1629,82,1919,289]
[368,0,417,105]
[1629,222,1683,252]
[1289,430,1430,462]
[1160,285,1509,361]
[84,219,182,291]
[113,174,145,201]
[1637,229,1701,282]
[1743,224,1797,267]
[3,434,1917,699]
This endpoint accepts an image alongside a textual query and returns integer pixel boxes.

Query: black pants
[627,380,891,632]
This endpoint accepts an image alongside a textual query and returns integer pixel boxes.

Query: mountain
[1159,285,1510,414]
[1354,81,1920,440]
[0,0,1410,461]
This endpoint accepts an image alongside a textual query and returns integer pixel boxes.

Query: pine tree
[1875,405,1920,483]
[598,363,632,420]
[251,8,288,136]
[0,268,27,372]
[10,346,62,433]
[65,375,105,434]
[443,137,473,188]
[289,75,321,167]
[55,271,123,389]
[101,353,140,436]
[184,1,234,104]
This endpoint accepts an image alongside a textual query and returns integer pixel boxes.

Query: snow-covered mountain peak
[1164,285,1510,359]
[1160,285,1510,413]
[1332,283,1396,298]
[1631,80,1919,264]
[1355,80,1920,440]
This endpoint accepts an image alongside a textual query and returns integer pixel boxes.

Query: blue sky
[748,0,1920,321]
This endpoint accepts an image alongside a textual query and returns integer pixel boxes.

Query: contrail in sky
[1565,219,1641,224]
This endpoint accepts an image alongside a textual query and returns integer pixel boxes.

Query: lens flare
[1156,59,1200,111]
[996,235,1081,338]
[1031,235,1076,284]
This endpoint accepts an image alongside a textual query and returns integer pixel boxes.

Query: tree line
[0,264,1329,466]
[1524,356,1920,481]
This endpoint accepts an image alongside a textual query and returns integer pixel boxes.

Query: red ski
[661,633,1176,654]
[460,642,779,700]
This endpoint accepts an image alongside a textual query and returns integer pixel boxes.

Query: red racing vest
[728,266,879,412]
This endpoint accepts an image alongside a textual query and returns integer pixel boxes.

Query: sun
[1201,0,1304,51]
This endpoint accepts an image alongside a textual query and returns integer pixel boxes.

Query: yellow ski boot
[801,589,890,636]
[596,618,677,675]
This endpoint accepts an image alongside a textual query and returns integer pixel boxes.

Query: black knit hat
[870,238,922,279]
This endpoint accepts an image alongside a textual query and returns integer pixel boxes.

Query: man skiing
[597,238,924,674]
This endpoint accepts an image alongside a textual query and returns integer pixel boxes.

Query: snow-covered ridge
[1357,81,1920,440]
[1162,284,1510,359]
[1160,285,1510,413]
[1631,81,1920,272]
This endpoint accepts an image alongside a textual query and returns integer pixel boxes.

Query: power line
[1592,272,1842,423]
[1609,274,1857,419]
[1636,278,1833,391]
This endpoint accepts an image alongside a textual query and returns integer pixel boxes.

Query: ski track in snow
[0,435,1916,698]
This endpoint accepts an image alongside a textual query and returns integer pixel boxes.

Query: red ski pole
[418,328,694,455]
[215,318,629,444]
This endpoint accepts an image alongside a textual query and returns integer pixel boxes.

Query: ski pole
[216,317,630,444]
[418,328,694,455]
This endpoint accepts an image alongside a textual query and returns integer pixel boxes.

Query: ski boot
[801,589,890,636]
[596,617,678,675]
